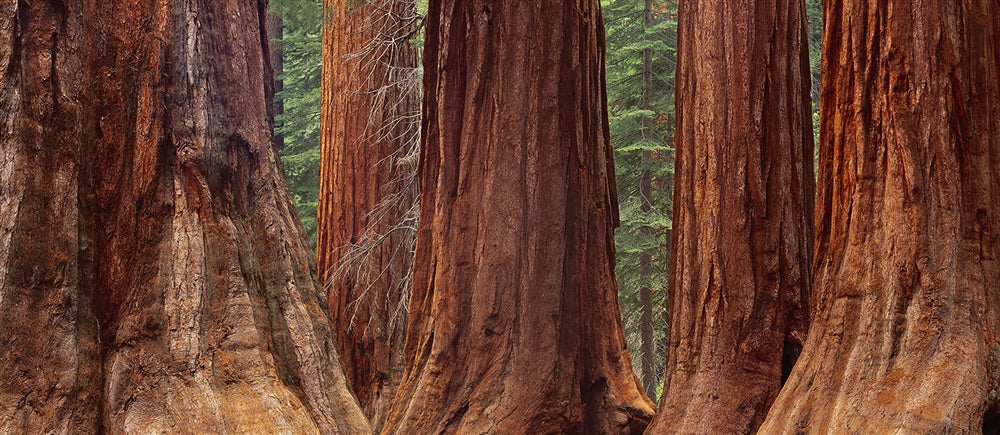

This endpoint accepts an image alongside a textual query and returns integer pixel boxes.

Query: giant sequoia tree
[760,1,1000,432]
[0,1,368,433]
[318,0,420,429]
[381,0,655,433]
[646,1,815,433]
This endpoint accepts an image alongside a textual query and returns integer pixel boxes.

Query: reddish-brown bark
[318,0,420,429]
[0,1,369,433]
[646,1,815,433]
[760,1,1000,432]
[382,1,655,433]
[0,2,101,432]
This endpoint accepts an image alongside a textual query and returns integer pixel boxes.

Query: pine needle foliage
[603,0,677,400]
[272,0,324,246]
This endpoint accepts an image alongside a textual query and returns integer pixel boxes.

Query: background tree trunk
[760,1,1000,432]
[318,0,420,430]
[647,1,815,433]
[382,1,655,433]
[1,1,369,433]
[269,8,284,150]
[637,0,657,400]
[639,247,656,398]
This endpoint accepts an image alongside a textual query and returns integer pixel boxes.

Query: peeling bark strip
[0,1,369,433]
[382,1,655,433]
[647,0,815,433]
[318,0,420,430]
[760,1,1000,432]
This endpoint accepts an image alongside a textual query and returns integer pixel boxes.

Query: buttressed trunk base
[760,0,1000,432]
[647,0,815,433]
[0,1,369,433]
[382,0,655,433]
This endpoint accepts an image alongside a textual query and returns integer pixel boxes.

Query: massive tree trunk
[760,1,1000,432]
[0,1,369,433]
[647,1,815,433]
[0,2,101,432]
[381,0,655,433]
[318,0,420,430]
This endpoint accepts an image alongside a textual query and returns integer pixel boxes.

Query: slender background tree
[273,0,325,246]
[318,0,422,429]
[805,0,822,145]
[603,0,677,401]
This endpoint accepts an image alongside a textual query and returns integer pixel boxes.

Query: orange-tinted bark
[760,1,1000,432]
[318,0,420,429]
[646,1,815,433]
[0,1,369,433]
[382,1,655,433]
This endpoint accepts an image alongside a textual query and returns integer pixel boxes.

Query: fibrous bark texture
[760,1,1000,432]
[647,1,815,433]
[0,1,369,433]
[381,1,655,433]
[318,0,420,429]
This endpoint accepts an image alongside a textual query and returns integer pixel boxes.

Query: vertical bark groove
[0,2,101,433]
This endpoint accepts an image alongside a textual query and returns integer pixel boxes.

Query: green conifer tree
[603,0,677,400]
[272,0,324,246]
